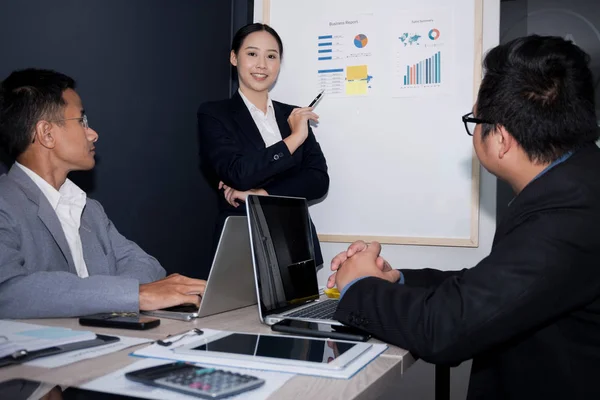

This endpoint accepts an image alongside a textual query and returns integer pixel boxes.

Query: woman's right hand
[218,181,267,208]
[285,107,319,154]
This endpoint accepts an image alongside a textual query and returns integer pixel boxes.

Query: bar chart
[318,35,333,60]
[403,51,441,86]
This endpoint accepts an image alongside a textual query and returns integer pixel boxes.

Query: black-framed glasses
[462,112,493,136]
[33,115,89,143]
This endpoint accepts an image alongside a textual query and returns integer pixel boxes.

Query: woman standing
[197,23,329,267]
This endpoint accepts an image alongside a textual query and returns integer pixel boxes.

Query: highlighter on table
[324,287,340,299]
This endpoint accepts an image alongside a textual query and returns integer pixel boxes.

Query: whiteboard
[259,0,483,246]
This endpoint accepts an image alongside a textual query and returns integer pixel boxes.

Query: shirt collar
[507,150,574,207]
[532,150,574,181]
[15,162,86,210]
[238,89,274,117]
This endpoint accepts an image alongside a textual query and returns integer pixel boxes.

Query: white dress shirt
[16,162,89,278]
[238,89,283,147]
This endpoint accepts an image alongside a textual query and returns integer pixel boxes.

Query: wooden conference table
[0,304,417,399]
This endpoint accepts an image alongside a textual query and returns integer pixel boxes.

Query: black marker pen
[308,90,325,107]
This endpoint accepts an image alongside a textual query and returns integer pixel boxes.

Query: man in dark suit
[327,35,600,399]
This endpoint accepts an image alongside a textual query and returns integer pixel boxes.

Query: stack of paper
[26,335,151,368]
[0,320,97,359]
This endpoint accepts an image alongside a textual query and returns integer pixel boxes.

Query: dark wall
[0,0,249,279]
[0,155,7,174]
[497,0,600,222]
[230,0,254,96]
[497,0,529,221]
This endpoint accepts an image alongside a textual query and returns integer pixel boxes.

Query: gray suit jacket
[0,166,166,318]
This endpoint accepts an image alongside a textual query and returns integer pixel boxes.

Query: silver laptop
[142,216,256,321]
[246,194,342,326]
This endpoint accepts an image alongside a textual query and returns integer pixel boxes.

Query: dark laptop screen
[246,195,319,316]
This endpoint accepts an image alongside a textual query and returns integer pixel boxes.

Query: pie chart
[354,34,368,48]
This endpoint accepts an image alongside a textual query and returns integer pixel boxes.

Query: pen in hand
[308,90,325,108]
[303,90,324,130]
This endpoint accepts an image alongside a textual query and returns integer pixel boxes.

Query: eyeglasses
[51,114,89,130]
[462,112,493,136]
[32,115,89,143]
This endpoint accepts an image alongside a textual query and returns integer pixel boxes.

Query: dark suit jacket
[334,143,600,400]
[197,92,329,266]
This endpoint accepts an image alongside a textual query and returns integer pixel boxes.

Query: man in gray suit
[0,68,206,319]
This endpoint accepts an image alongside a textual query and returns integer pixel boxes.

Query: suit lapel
[37,201,77,274]
[8,166,77,274]
[273,101,292,140]
[231,92,266,150]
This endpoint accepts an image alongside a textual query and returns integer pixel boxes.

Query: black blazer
[335,144,600,400]
[197,92,329,266]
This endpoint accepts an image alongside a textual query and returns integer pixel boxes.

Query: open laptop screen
[246,195,319,316]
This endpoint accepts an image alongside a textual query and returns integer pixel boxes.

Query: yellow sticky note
[346,65,368,81]
[346,79,368,95]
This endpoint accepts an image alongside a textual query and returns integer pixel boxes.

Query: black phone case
[79,314,160,330]
[271,320,370,342]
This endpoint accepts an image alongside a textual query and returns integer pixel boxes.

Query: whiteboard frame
[260,0,484,247]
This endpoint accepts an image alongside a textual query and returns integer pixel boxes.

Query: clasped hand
[218,181,268,208]
[327,240,400,293]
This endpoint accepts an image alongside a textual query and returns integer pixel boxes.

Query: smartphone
[271,319,371,342]
[79,312,160,330]
[125,361,265,399]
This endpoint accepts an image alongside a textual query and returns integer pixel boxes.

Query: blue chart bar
[438,52,441,82]
[318,35,333,60]
[318,68,344,74]
[427,58,430,83]
[434,53,437,82]
[403,51,442,86]
[416,63,419,84]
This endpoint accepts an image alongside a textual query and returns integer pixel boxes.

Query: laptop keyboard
[286,300,338,320]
